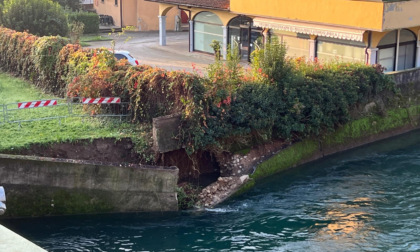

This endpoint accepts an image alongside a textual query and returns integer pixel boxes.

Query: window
[193,12,223,54]
[115,0,118,5]
[377,29,416,72]
[114,54,127,60]
[272,30,310,58]
[317,37,366,63]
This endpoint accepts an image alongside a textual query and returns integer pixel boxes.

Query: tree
[53,0,81,11]
[1,0,68,37]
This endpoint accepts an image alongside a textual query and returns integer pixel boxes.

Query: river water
[2,130,420,252]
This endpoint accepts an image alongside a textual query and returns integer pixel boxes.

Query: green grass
[78,34,112,47]
[0,73,146,153]
[0,73,54,103]
[80,34,112,42]
[323,105,420,147]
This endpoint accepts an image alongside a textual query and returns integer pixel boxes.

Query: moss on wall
[244,104,420,190]
[232,178,255,197]
[5,186,114,217]
[323,105,420,147]
[251,139,319,180]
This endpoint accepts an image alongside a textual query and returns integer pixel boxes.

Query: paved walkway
[0,225,47,252]
[86,31,216,73]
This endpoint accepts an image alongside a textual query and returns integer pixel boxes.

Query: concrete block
[153,113,182,153]
[0,154,179,216]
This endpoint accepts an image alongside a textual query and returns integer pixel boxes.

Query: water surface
[2,130,420,251]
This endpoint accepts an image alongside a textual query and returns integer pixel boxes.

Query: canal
[1,130,420,251]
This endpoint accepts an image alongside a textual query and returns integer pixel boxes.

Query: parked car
[114,50,139,66]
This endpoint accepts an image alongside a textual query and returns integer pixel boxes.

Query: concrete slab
[0,225,47,252]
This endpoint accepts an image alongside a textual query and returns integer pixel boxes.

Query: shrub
[0,27,38,79]
[68,21,84,44]
[53,0,81,11]
[179,42,396,154]
[176,184,201,210]
[55,43,85,96]
[1,0,68,36]
[67,11,99,34]
[31,36,69,93]
[0,27,397,157]
[250,36,293,86]
[65,48,204,122]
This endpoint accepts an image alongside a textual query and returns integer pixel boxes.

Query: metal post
[222,26,228,60]
[416,41,420,67]
[395,29,401,71]
[189,20,194,52]
[159,16,167,46]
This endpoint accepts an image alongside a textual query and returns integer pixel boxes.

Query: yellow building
[94,0,181,32]
[148,0,420,72]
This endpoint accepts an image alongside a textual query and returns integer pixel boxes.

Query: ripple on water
[2,130,420,251]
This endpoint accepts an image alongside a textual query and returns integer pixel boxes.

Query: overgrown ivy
[0,27,398,157]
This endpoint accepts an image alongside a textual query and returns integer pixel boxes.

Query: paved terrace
[86,31,216,73]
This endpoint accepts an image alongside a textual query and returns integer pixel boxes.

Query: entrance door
[240,26,250,61]
[228,16,262,62]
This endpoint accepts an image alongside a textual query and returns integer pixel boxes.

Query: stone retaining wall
[389,67,420,86]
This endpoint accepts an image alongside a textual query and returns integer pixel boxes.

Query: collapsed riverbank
[195,69,420,208]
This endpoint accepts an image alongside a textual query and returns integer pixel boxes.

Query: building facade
[94,0,180,31]
[148,0,420,72]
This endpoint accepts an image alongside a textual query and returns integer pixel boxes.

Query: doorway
[228,16,262,61]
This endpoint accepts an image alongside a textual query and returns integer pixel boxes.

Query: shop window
[377,29,416,72]
[272,30,310,58]
[317,37,365,63]
[193,12,223,54]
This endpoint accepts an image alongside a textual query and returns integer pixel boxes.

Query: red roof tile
[145,0,230,10]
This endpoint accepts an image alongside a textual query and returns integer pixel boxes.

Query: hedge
[68,12,100,34]
[1,0,68,37]
[0,28,38,79]
[0,27,398,156]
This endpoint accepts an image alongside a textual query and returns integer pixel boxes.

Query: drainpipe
[178,6,192,52]
[365,31,372,64]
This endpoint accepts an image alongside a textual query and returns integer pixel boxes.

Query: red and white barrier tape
[82,97,121,104]
[18,100,57,109]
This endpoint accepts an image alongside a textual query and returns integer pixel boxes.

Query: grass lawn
[0,73,150,155]
[80,34,112,42]
[79,34,112,46]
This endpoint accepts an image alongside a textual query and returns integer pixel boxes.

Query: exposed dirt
[5,138,140,164]
[4,136,292,209]
[156,149,221,187]
[5,138,222,188]
[216,139,291,177]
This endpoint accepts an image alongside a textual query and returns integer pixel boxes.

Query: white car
[114,50,139,66]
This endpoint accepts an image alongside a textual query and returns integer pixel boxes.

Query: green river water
[2,130,420,251]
